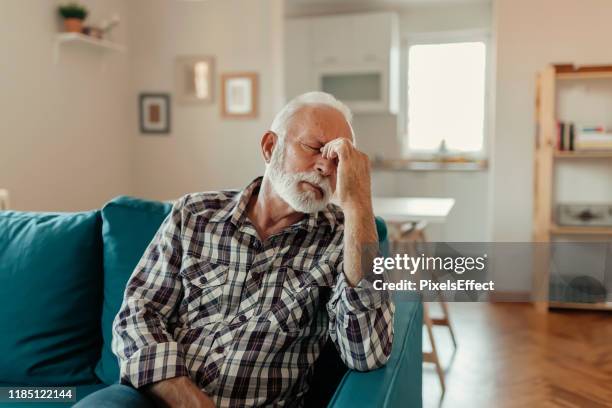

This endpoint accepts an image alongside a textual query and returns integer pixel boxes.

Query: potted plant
[58,3,88,33]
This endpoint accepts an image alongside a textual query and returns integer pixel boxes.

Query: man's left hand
[321,138,372,214]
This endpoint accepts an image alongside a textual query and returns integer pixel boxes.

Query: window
[406,41,486,154]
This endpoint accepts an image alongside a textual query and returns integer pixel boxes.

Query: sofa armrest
[328,300,423,408]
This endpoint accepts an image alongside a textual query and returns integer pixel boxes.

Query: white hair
[269,91,355,145]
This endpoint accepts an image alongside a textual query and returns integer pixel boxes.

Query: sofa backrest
[0,210,103,385]
[95,196,172,385]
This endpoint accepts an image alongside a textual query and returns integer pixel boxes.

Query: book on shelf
[580,125,605,132]
[556,122,612,151]
[556,121,575,151]
[577,133,612,141]
[575,124,612,151]
[557,122,565,150]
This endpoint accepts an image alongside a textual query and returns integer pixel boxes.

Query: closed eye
[300,142,321,153]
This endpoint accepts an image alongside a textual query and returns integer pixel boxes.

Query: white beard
[264,142,333,214]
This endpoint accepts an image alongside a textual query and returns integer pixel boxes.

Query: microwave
[315,63,398,114]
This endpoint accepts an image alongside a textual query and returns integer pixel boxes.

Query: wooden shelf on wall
[53,33,126,64]
[56,32,126,52]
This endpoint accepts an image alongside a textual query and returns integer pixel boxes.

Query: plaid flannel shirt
[112,177,394,407]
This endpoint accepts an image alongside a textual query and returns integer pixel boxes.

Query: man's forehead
[288,105,352,143]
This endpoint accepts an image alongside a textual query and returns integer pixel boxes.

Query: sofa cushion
[95,196,172,385]
[0,211,103,385]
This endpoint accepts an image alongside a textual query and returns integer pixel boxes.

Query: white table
[373,196,456,390]
[372,197,455,224]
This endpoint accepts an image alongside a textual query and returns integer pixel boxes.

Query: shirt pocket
[267,265,330,335]
[180,258,228,328]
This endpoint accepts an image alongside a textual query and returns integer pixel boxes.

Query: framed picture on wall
[139,93,171,134]
[175,56,215,104]
[221,72,259,118]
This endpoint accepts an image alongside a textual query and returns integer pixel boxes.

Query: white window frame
[398,29,492,160]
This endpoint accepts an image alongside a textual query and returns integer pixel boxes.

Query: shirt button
[238,315,247,323]
[214,346,224,354]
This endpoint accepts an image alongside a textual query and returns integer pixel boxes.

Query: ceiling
[287,0,491,6]
[285,0,491,17]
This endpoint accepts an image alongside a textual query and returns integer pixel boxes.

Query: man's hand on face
[321,138,376,286]
[144,376,216,408]
[321,138,372,215]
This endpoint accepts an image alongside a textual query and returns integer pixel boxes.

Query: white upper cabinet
[352,13,393,64]
[286,12,399,114]
[312,16,354,66]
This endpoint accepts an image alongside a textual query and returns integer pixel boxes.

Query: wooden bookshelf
[556,72,612,80]
[549,301,612,311]
[555,64,612,80]
[532,64,612,313]
[550,223,612,236]
[554,150,612,159]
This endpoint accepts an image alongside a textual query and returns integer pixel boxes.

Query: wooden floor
[423,303,612,408]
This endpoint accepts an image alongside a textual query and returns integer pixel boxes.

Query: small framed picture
[175,56,215,104]
[221,72,258,118]
[139,93,170,134]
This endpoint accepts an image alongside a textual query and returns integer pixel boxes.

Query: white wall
[0,0,131,211]
[0,0,285,210]
[492,0,612,291]
[128,0,285,201]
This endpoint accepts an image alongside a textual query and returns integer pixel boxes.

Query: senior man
[76,92,394,408]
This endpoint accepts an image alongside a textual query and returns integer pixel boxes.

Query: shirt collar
[208,176,340,232]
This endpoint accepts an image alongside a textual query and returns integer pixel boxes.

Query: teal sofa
[0,196,422,407]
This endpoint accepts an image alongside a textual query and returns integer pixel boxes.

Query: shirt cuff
[338,272,390,313]
[120,341,189,389]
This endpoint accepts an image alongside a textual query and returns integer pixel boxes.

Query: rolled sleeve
[119,341,189,388]
[337,271,389,313]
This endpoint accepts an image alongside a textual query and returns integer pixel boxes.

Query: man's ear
[261,131,277,164]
